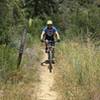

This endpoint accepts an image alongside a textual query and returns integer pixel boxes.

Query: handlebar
[41,40,60,43]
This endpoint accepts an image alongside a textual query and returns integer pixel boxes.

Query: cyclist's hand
[41,39,44,42]
[57,39,60,42]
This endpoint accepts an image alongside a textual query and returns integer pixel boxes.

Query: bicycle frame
[41,40,58,73]
[47,41,55,73]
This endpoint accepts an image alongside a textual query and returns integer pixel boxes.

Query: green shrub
[0,46,17,81]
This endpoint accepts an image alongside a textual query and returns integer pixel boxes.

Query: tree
[22,0,64,18]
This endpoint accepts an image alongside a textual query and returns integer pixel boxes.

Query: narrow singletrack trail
[37,50,57,100]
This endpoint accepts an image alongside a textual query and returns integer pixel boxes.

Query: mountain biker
[41,20,60,54]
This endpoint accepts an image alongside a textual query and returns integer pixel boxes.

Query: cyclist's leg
[52,41,55,63]
[52,48,55,64]
[45,39,48,53]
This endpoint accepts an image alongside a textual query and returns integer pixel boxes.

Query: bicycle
[47,40,55,73]
[41,40,58,73]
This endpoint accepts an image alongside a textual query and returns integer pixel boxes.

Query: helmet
[47,20,53,25]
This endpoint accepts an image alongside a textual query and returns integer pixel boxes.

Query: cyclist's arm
[55,31,60,40]
[53,27,60,40]
[41,31,45,40]
[41,27,47,40]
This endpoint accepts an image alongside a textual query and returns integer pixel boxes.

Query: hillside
[0,0,100,100]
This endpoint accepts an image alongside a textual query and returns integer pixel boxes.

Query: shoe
[52,59,55,64]
[45,49,48,53]
[45,48,48,53]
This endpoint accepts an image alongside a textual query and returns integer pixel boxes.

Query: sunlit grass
[55,40,100,100]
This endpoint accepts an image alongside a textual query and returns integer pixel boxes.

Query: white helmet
[47,20,53,25]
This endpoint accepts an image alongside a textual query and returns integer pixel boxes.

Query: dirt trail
[37,50,57,100]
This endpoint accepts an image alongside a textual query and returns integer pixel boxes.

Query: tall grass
[0,42,41,100]
[0,46,17,81]
[55,39,100,100]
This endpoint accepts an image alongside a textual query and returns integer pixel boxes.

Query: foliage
[0,0,99,99]
[0,46,17,81]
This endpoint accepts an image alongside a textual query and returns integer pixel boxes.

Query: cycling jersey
[42,26,58,41]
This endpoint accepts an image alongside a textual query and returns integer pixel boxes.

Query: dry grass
[55,40,100,100]
[0,43,41,100]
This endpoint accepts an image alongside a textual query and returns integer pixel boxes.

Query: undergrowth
[55,39,100,100]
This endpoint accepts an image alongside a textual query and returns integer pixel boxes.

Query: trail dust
[36,50,57,100]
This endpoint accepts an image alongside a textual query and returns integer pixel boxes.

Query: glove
[57,39,60,42]
[41,39,44,42]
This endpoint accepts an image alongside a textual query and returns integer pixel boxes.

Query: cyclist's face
[47,24,52,28]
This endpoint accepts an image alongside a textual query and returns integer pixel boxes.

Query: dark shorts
[45,36,55,46]
[45,39,55,46]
